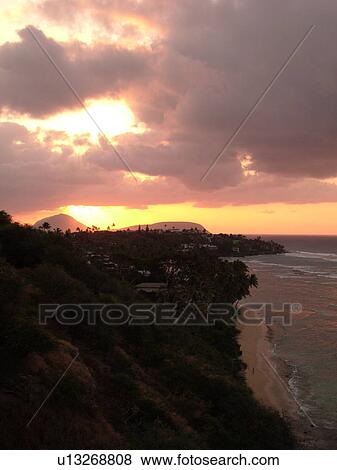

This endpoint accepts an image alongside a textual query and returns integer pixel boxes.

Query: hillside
[33,214,87,232]
[0,210,294,449]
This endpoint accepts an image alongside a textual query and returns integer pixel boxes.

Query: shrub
[0,316,54,374]
[27,264,92,303]
[110,373,140,401]
[49,374,91,410]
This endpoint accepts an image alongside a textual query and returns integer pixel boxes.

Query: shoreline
[239,320,335,449]
[239,321,297,416]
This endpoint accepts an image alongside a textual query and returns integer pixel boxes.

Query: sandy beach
[239,321,296,415]
[239,320,336,449]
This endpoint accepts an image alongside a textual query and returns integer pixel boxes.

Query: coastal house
[137,270,151,277]
[135,282,168,293]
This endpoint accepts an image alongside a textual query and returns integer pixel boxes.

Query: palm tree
[40,222,51,231]
[0,210,12,225]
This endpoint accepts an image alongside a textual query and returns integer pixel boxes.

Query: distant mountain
[120,221,208,232]
[33,214,88,232]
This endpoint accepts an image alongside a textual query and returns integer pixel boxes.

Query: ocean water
[244,236,337,429]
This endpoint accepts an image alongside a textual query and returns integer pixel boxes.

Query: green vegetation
[71,228,284,286]
[0,210,295,449]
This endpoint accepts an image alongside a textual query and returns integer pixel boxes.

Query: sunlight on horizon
[20,202,337,235]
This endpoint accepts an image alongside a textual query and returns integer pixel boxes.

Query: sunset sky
[1,0,337,234]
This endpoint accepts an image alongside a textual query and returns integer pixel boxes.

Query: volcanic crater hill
[33,214,88,232]
[121,221,207,232]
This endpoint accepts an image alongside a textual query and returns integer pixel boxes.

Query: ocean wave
[292,268,336,278]
[248,260,287,267]
[275,274,300,279]
[248,259,310,269]
[292,267,325,275]
[319,273,337,279]
[287,362,300,397]
[285,251,337,263]
[250,258,337,279]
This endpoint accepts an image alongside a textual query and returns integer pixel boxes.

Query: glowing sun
[4,99,144,141]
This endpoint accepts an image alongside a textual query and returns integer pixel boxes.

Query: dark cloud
[1,122,337,215]
[0,27,152,117]
[2,0,337,213]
